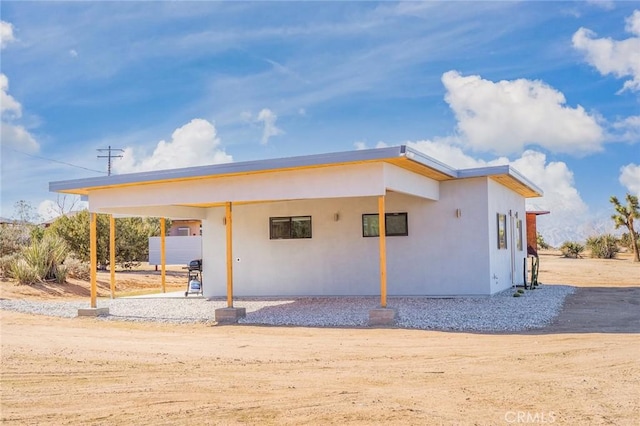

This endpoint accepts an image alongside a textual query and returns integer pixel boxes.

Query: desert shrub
[53,264,68,284]
[619,232,640,250]
[0,253,20,278]
[560,241,584,258]
[537,232,552,250]
[586,234,619,259]
[0,224,30,257]
[9,234,69,284]
[10,258,40,284]
[64,257,90,280]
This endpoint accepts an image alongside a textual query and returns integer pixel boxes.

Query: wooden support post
[109,215,116,299]
[90,212,97,309]
[160,218,166,293]
[378,195,387,308]
[226,202,233,308]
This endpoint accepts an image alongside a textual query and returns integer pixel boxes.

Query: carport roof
[49,145,543,198]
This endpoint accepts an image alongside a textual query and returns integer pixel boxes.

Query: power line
[6,147,106,174]
[97,146,124,176]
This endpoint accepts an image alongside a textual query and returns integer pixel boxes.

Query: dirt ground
[1,252,639,425]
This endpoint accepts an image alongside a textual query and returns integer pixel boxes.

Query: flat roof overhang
[49,145,543,200]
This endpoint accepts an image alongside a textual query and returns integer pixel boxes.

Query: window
[270,216,312,239]
[516,219,523,251]
[177,226,190,236]
[362,213,408,237]
[497,213,507,249]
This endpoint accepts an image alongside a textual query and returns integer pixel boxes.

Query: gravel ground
[0,285,575,332]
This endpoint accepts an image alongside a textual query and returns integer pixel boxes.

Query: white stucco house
[50,145,542,322]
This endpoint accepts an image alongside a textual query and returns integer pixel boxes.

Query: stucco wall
[487,178,527,293]
[201,178,506,298]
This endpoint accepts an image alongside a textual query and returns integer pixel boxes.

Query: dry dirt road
[1,252,639,425]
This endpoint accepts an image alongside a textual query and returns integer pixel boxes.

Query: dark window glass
[362,213,408,237]
[270,216,312,239]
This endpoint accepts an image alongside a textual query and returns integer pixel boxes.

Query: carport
[49,146,457,324]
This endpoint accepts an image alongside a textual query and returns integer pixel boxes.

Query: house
[168,219,201,236]
[50,145,542,322]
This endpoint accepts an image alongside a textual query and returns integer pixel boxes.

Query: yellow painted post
[160,218,166,293]
[90,212,97,309]
[109,215,116,299]
[225,202,233,308]
[378,195,387,308]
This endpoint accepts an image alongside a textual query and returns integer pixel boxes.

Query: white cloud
[0,21,16,49]
[441,71,604,155]
[354,141,367,150]
[69,49,78,58]
[352,141,391,150]
[409,137,508,169]
[1,73,22,119]
[112,118,232,173]
[256,108,284,145]
[620,163,640,196]
[612,115,640,142]
[1,122,39,153]
[0,74,39,153]
[572,10,640,93]
[626,9,640,37]
[37,197,88,221]
[37,200,59,221]
[586,0,615,11]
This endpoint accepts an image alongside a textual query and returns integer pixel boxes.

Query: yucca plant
[9,234,69,284]
[10,258,40,284]
[560,241,584,259]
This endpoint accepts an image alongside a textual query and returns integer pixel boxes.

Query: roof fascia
[401,145,458,178]
[50,146,407,193]
[457,165,543,197]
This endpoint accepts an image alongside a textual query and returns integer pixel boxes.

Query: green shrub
[586,234,619,259]
[537,232,552,250]
[53,264,68,284]
[560,241,584,258]
[619,232,640,250]
[0,253,20,278]
[10,258,40,284]
[7,234,69,284]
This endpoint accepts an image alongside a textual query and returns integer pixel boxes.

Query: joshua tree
[610,194,639,262]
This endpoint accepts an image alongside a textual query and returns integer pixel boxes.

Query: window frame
[362,212,408,237]
[497,213,507,249]
[269,215,312,240]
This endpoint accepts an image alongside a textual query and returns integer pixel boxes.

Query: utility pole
[97,146,123,176]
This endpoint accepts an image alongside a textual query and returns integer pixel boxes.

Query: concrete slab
[78,307,110,317]
[369,308,397,326]
[215,307,247,324]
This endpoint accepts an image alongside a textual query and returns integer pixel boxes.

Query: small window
[516,219,523,251]
[270,216,312,239]
[362,213,408,237]
[177,226,190,236]
[497,213,507,249]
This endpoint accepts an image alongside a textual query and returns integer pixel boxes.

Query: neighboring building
[168,219,201,236]
[50,145,543,298]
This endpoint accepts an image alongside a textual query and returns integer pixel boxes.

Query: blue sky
[1,1,639,245]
